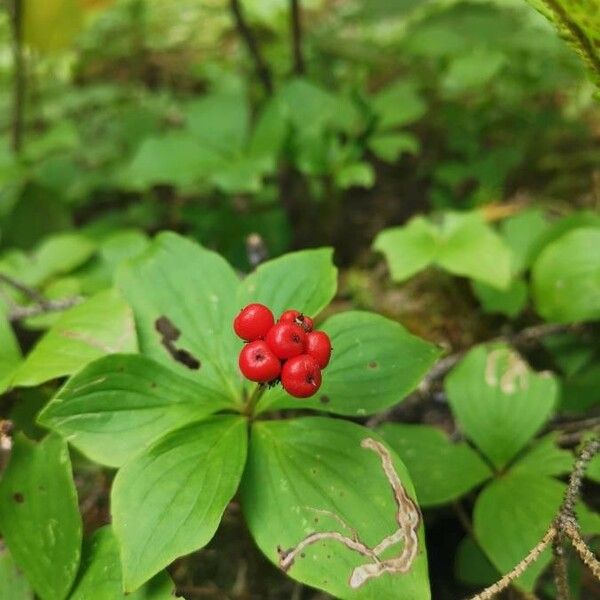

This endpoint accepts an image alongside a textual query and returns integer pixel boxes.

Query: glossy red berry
[265,322,306,360]
[305,330,332,368]
[238,340,281,383]
[281,354,322,398]
[279,309,314,332]
[233,303,274,341]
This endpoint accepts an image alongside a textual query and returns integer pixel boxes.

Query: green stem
[243,384,266,417]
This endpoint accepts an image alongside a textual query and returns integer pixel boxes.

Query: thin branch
[290,0,305,75]
[552,534,570,600]
[563,522,600,580]
[468,527,556,600]
[229,0,273,94]
[0,272,47,305]
[9,0,25,153]
[468,435,600,599]
[8,296,83,321]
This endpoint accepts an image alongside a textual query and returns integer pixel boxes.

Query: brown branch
[0,272,47,305]
[8,296,83,321]
[467,435,600,599]
[0,272,83,321]
[552,534,570,600]
[290,0,305,75]
[469,527,556,600]
[229,0,273,95]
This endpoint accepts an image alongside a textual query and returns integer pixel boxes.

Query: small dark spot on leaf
[13,492,24,503]
[118,366,125,373]
[311,468,317,475]
[155,316,181,342]
[314,517,319,523]
[300,553,305,559]
[369,361,378,369]
[155,316,201,370]
[174,349,200,370]
[150,382,157,388]
[320,395,330,404]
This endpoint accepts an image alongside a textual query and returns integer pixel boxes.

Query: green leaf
[248,96,288,164]
[121,132,220,190]
[472,278,528,318]
[455,536,500,588]
[474,472,562,591]
[38,354,231,467]
[258,311,440,416]
[31,232,96,281]
[241,417,430,599]
[240,248,337,320]
[12,289,137,387]
[368,132,420,162]
[112,415,247,591]
[0,546,34,600]
[586,454,600,483]
[442,50,506,93]
[279,78,338,132]
[70,526,175,600]
[373,217,438,282]
[0,434,82,600]
[511,434,573,478]
[184,93,249,155]
[117,232,243,403]
[371,81,427,129]
[378,423,492,506]
[0,306,22,393]
[374,212,512,289]
[499,209,550,273]
[531,227,600,323]
[446,344,558,469]
[524,0,600,86]
[335,162,375,189]
[436,212,511,289]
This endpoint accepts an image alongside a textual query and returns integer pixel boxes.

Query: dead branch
[467,435,600,599]
[229,0,273,94]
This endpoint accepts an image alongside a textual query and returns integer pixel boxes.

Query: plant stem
[243,384,266,417]
[9,0,25,153]
[229,0,273,95]
[290,0,305,75]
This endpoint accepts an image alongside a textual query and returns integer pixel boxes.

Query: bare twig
[0,273,47,305]
[552,534,570,600]
[467,435,600,599]
[290,0,305,75]
[0,272,83,321]
[469,527,556,600]
[229,0,273,94]
[8,0,25,153]
[7,296,83,321]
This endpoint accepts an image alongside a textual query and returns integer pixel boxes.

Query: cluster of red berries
[233,304,332,398]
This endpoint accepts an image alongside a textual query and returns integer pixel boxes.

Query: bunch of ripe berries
[234,303,332,398]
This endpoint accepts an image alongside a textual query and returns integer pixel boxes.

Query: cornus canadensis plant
[16,232,441,599]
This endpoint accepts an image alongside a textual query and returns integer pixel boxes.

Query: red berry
[305,331,332,368]
[265,322,306,360]
[238,340,281,383]
[281,354,322,398]
[233,303,274,341]
[279,309,314,332]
